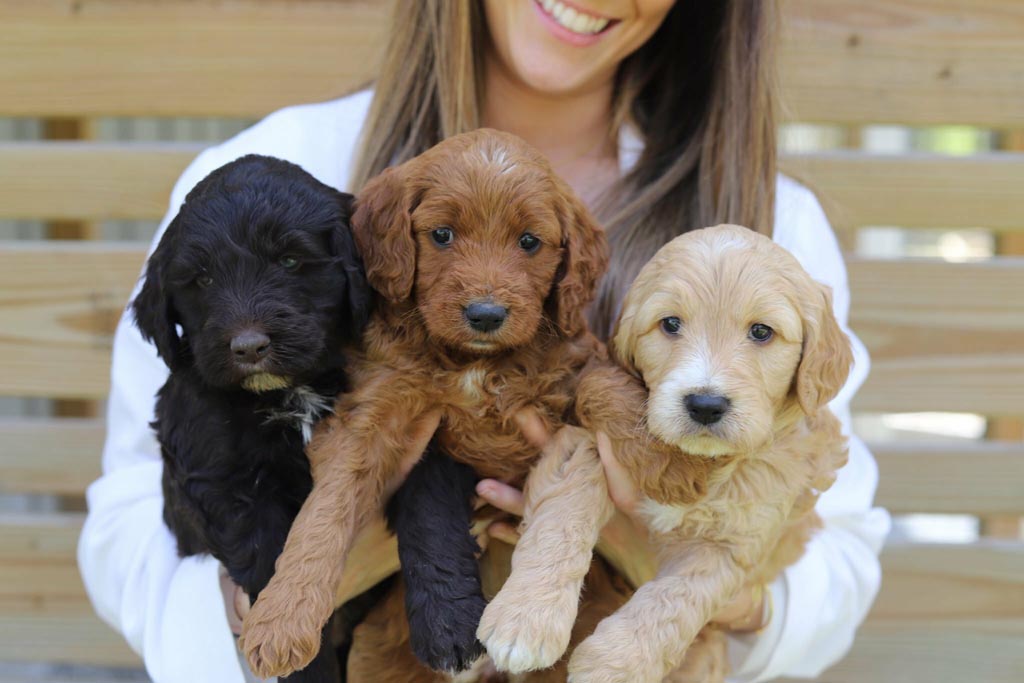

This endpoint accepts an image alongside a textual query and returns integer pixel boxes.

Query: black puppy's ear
[332,193,373,340]
[132,228,184,370]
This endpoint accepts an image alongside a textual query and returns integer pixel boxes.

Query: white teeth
[538,0,611,35]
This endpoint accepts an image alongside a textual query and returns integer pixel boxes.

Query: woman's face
[483,0,676,96]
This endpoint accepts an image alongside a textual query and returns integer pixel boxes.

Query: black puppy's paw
[408,591,487,673]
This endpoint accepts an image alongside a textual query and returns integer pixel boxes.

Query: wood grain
[781,0,1024,126]
[5,517,1021,673]
[5,144,1023,236]
[0,142,200,221]
[781,151,1024,233]
[2,0,1022,124]
[872,442,1024,515]
[0,0,388,118]
[813,541,1024,683]
[0,513,139,666]
[0,241,145,399]
[848,257,1024,415]
[0,419,105,495]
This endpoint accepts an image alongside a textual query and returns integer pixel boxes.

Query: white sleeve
[77,145,262,683]
[725,181,892,681]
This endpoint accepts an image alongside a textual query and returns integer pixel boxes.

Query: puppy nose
[684,393,731,426]
[230,329,271,364]
[464,302,507,333]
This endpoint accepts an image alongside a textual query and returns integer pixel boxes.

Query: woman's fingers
[485,520,521,545]
[595,431,640,516]
[476,479,525,517]
[514,408,551,449]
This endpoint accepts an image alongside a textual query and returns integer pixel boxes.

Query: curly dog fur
[133,154,372,683]
[239,130,610,680]
[481,224,853,683]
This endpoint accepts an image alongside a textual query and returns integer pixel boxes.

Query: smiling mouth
[534,0,618,36]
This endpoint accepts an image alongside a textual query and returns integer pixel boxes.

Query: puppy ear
[549,187,609,337]
[794,284,853,414]
[351,167,416,303]
[331,193,373,339]
[609,304,642,379]
[131,231,184,370]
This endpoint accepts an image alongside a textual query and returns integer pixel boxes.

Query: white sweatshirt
[78,90,891,683]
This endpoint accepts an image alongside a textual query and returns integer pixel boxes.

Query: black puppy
[133,154,371,683]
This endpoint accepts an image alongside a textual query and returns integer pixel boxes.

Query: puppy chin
[241,373,292,393]
[674,433,735,458]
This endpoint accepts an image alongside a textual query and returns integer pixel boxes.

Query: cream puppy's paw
[477,584,577,673]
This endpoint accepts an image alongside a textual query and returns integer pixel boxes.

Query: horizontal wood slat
[0,514,139,666]
[1,1,1022,125]
[0,241,145,399]
[848,257,1024,415]
[3,242,1023,413]
[872,442,1024,515]
[781,0,1024,126]
[0,0,387,119]
[781,152,1024,232]
[4,517,1021,672]
[0,142,202,221]
[818,541,1024,683]
[5,144,1023,236]
[5,416,1022,515]
[0,419,104,495]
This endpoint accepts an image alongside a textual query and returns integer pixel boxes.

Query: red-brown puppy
[239,129,610,679]
[480,224,853,683]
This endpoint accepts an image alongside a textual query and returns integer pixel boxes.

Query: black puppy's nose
[464,302,507,333]
[231,330,271,364]
[684,393,731,426]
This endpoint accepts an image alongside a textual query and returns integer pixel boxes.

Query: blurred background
[0,1,1021,681]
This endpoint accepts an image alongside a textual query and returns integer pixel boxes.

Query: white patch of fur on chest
[637,497,690,534]
[259,385,333,444]
[459,367,489,403]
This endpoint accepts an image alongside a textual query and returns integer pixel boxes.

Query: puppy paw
[567,617,658,683]
[239,590,325,679]
[409,592,487,673]
[477,585,577,673]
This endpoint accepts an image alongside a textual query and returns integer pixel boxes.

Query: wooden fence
[0,1,1021,681]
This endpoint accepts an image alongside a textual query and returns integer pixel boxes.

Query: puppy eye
[518,233,541,253]
[430,227,454,246]
[279,255,300,270]
[196,274,213,288]
[660,317,682,336]
[749,323,774,343]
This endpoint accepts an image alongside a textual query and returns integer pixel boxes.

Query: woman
[78,1,890,681]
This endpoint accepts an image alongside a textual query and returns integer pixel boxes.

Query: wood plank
[0,0,388,118]
[781,0,1024,126]
[0,142,199,221]
[848,257,1024,415]
[5,414,1021,514]
[0,514,139,665]
[781,151,1024,232]
[0,241,145,399]
[2,1,1022,125]
[3,144,1023,234]
[872,442,1024,515]
[814,541,1024,683]
[0,419,104,495]
[1,242,1023,412]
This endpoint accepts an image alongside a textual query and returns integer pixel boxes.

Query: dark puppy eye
[660,317,682,335]
[519,233,540,253]
[749,323,774,343]
[430,227,454,246]
[196,274,213,288]
[279,255,300,271]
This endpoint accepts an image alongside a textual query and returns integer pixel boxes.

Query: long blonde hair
[352,1,778,339]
